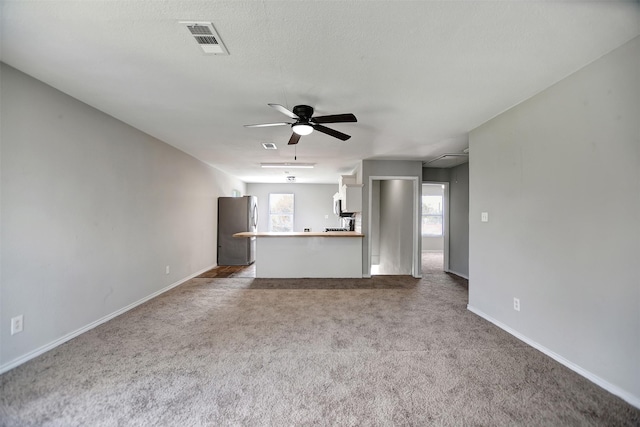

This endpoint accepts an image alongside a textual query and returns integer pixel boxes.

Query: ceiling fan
[244,104,357,145]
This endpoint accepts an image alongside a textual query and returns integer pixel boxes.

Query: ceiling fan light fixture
[292,124,313,136]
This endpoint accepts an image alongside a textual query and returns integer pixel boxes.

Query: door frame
[422,182,450,272]
[367,176,421,278]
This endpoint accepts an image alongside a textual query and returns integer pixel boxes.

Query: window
[422,195,443,236]
[269,193,294,232]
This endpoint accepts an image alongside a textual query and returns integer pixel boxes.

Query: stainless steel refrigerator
[217,196,257,265]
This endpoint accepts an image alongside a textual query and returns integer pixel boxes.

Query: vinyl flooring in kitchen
[197,263,256,278]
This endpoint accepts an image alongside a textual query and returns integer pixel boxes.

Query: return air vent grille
[195,35,219,45]
[187,25,212,36]
[180,21,228,55]
[262,142,277,150]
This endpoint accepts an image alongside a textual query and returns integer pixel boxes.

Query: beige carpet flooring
[1,253,638,426]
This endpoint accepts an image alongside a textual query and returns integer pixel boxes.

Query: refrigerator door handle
[252,203,258,230]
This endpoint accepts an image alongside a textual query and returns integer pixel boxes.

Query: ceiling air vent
[179,21,228,55]
[262,142,277,150]
[424,153,469,168]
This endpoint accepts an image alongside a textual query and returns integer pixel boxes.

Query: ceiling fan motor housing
[293,105,314,121]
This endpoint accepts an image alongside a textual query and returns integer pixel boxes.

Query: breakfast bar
[233,231,364,278]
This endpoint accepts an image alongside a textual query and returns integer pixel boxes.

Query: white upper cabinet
[339,174,363,212]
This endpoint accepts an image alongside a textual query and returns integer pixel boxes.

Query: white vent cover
[262,142,277,150]
[180,21,228,55]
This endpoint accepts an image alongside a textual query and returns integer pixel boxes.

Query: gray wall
[370,180,381,264]
[448,164,469,277]
[422,168,451,183]
[422,238,444,251]
[422,165,470,277]
[361,160,423,276]
[0,64,246,370]
[377,180,414,274]
[246,183,340,232]
[468,37,639,403]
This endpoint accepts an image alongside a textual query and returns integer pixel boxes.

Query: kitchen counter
[233,231,364,238]
[233,231,363,278]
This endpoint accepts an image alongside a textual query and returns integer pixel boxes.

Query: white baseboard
[0,264,215,375]
[467,305,640,409]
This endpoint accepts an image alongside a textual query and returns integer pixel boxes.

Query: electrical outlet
[165,265,170,275]
[481,212,489,222]
[513,298,520,312]
[11,315,24,335]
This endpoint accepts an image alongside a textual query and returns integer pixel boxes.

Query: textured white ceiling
[2,1,639,183]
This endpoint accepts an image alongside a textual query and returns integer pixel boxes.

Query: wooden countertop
[233,231,364,238]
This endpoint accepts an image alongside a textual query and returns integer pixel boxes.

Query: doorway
[368,176,421,278]
[421,182,449,274]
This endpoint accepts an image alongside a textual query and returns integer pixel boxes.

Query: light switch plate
[481,212,489,222]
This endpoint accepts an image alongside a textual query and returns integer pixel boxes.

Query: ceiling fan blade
[268,104,299,119]
[244,122,291,128]
[312,124,351,141]
[312,113,357,124]
[288,133,301,145]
